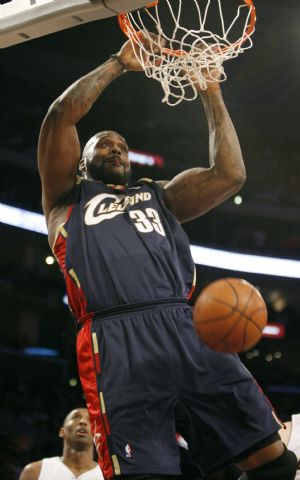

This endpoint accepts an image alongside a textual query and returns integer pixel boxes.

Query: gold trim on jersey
[137,177,153,183]
[60,226,67,238]
[92,332,99,354]
[69,268,81,288]
[192,266,197,288]
[51,222,68,253]
[112,455,121,475]
[99,392,106,414]
[272,410,285,428]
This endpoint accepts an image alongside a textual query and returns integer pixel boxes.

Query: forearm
[50,56,125,124]
[199,85,246,182]
[162,84,245,221]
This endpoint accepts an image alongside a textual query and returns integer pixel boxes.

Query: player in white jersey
[280,415,300,480]
[19,407,103,480]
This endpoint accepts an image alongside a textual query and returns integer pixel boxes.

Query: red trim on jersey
[53,214,93,325]
[103,413,111,436]
[187,284,196,300]
[66,205,74,221]
[187,266,196,301]
[53,205,115,477]
[77,322,114,480]
[251,375,285,429]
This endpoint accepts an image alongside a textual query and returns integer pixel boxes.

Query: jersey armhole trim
[51,205,74,252]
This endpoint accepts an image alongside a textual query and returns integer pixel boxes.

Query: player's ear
[59,427,65,439]
[79,157,86,173]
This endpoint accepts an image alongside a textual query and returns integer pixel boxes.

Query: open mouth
[106,156,122,167]
[76,428,88,436]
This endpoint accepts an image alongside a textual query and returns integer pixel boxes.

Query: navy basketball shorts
[76,303,281,479]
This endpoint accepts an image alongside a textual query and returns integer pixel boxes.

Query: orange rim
[118,0,256,57]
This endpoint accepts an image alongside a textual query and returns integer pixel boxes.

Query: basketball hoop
[118,0,256,106]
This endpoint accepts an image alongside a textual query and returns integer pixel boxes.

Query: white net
[119,0,256,106]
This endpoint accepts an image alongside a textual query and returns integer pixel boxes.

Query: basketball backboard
[0,0,150,48]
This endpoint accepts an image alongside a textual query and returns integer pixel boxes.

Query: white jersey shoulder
[38,457,103,480]
[287,414,300,480]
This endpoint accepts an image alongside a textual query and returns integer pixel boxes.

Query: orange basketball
[193,278,267,353]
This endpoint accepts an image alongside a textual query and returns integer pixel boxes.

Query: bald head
[82,131,128,160]
[80,130,131,186]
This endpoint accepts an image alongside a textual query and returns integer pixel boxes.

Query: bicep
[162,167,242,223]
[38,105,81,217]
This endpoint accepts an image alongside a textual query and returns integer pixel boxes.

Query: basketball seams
[241,285,255,315]
[240,286,255,351]
[196,295,265,328]
[242,319,249,352]
[201,308,266,351]
[195,295,236,325]
[194,278,267,353]
[246,307,267,331]
[225,279,240,310]
[214,313,244,350]
[196,315,236,325]
[244,308,267,332]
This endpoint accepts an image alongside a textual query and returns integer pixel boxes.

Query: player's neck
[62,446,96,474]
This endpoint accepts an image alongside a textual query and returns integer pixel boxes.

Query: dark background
[1,1,300,479]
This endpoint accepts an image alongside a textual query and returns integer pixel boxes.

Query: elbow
[231,169,246,193]
[225,159,246,193]
[45,98,70,123]
[219,169,246,198]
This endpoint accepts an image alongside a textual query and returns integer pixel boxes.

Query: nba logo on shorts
[125,443,132,458]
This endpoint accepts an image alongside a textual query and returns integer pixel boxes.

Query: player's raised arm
[38,39,145,221]
[162,81,246,223]
[38,58,125,220]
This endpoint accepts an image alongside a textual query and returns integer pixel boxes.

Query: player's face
[60,408,93,451]
[84,132,131,186]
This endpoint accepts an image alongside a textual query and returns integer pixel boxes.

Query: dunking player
[19,408,103,480]
[38,36,298,480]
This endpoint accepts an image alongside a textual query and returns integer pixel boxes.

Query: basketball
[193,278,267,353]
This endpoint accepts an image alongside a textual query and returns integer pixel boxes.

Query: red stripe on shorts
[77,322,114,479]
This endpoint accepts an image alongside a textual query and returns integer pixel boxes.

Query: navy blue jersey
[53,178,282,480]
[54,178,195,322]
